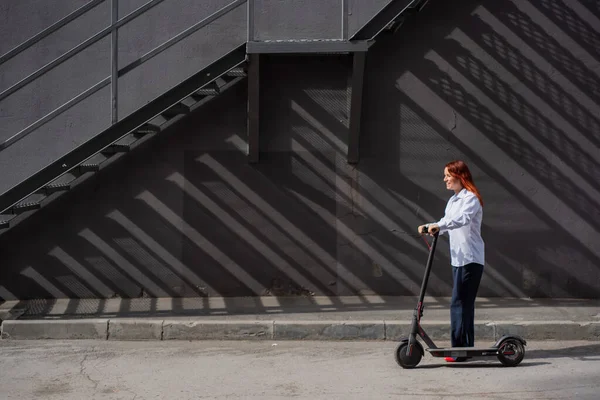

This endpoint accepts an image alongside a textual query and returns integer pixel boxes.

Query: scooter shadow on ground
[525,343,600,361]
[414,360,550,369]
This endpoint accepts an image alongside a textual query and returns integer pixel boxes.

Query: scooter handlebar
[420,225,440,237]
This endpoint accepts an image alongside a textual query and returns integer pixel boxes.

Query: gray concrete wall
[0,0,112,195]
[1,0,599,301]
[253,0,343,40]
[251,0,394,40]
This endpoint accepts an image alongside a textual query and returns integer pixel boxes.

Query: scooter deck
[426,347,499,357]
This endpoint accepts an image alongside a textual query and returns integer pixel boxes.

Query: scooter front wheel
[395,342,423,369]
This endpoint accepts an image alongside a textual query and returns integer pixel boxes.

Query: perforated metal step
[162,103,190,118]
[226,67,246,77]
[13,201,41,214]
[195,82,220,96]
[134,123,161,136]
[0,214,16,229]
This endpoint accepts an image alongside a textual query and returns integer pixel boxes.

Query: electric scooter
[395,230,527,368]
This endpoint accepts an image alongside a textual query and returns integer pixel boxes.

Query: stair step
[134,123,161,136]
[45,181,72,194]
[101,143,131,155]
[13,201,41,214]
[149,115,168,126]
[0,214,16,229]
[79,163,100,173]
[162,103,190,118]
[227,67,246,77]
[194,82,220,97]
[219,74,240,86]
[45,172,79,194]
[12,193,46,214]
[77,152,109,174]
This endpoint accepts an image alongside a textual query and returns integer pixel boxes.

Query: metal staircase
[0,55,247,230]
[0,0,429,234]
[0,0,248,233]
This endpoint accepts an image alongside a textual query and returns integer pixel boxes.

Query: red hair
[446,160,483,206]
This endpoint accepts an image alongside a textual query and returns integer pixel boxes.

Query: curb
[2,319,599,341]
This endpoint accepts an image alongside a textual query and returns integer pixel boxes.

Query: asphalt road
[0,340,598,399]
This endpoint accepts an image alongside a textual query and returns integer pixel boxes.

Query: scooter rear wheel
[497,338,525,367]
[395,342,423,369]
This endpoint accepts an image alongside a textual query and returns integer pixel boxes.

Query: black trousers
[450,263,484,347]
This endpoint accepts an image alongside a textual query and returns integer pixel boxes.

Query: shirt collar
[455,188,469,199]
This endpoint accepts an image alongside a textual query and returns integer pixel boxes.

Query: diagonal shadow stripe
[414,59,600,229]
[485,0,600,103]
[393,86,600,297]
[533,0,600,63]
[578,0,600,20]
[437,38,600,193]
[463,15,600,149]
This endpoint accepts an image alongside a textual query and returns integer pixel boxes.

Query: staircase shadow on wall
[362,0,600,298]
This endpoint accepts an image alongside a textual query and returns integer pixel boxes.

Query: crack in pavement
[79,352,100,390]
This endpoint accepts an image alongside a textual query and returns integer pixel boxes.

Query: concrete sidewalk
[1,296,599,341]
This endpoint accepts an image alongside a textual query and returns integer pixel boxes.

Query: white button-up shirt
[433,188,485,267]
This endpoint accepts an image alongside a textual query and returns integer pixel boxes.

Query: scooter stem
[417,232,439,307]
[408,232,439,353]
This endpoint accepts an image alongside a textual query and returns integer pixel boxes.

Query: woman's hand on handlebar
[418,224,440,236]
[428,224,440,235]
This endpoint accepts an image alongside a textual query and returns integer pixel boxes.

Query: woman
[418,160,485,363]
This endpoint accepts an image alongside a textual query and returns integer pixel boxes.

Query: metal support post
[347,51,366,164]
[342,0,349,39]
[247,0,254,42]
[111,0,119,124]
[247,53,260,163]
